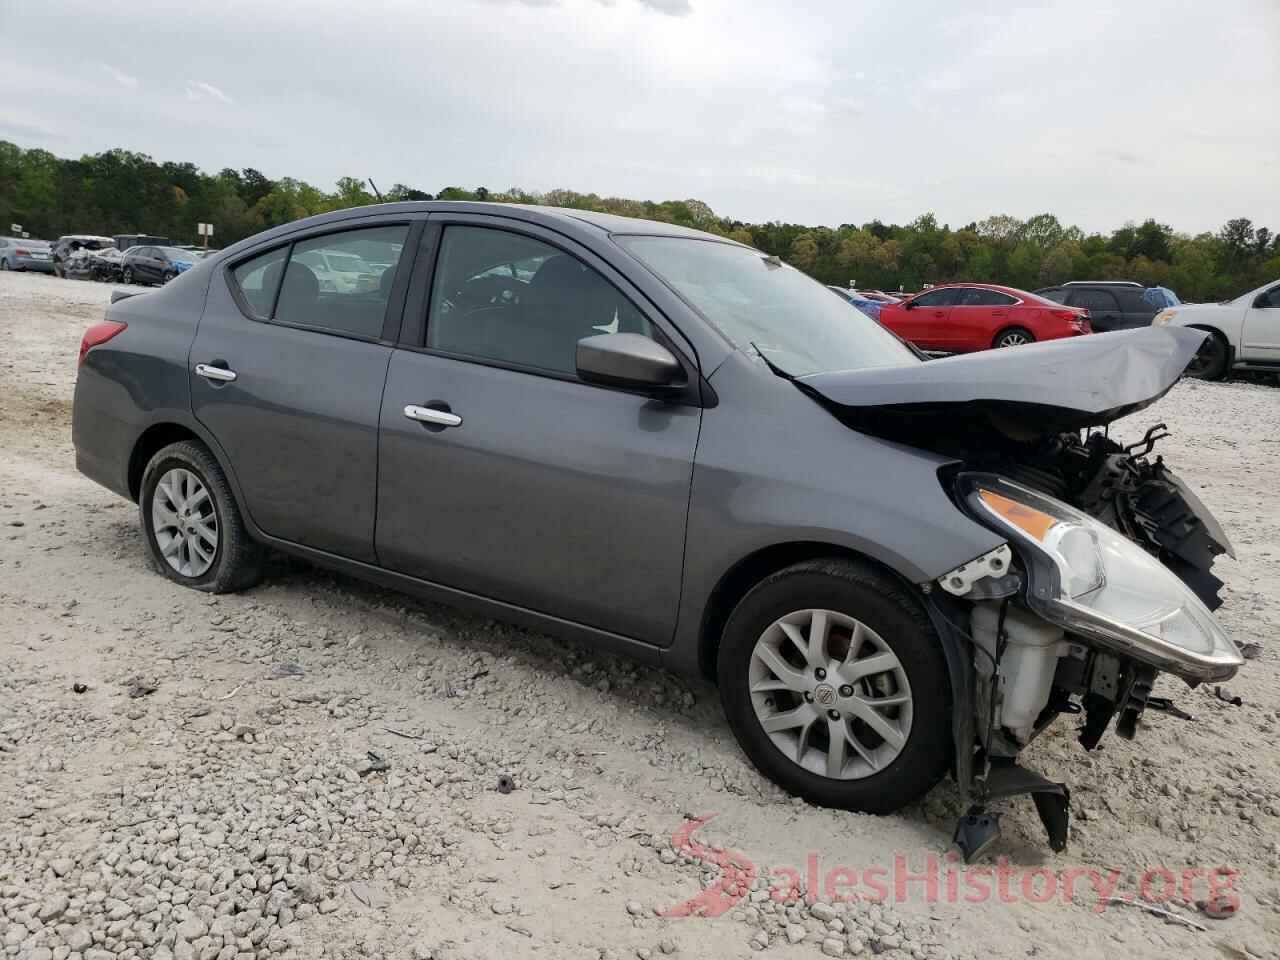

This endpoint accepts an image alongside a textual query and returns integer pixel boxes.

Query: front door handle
[404,404,462,428]
[195,363,237,383]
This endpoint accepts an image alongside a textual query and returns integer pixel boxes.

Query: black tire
[0,259,8,270]
[162,270,176,284]
[140,440,263,593]
[122,267,134,285]
[993,327,1034,349]
[1184,329,1228,381]
[717,559,951,813]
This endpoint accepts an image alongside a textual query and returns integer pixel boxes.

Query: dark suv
[1035,281,1179,333]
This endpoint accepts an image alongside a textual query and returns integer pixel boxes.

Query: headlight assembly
[958,474,1242,682]
[1152,309,1176,326]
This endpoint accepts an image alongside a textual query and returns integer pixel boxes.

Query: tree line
[2,140,1276,302]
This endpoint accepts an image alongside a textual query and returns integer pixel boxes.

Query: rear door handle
[404,404,462,428]
[195,363,237,383]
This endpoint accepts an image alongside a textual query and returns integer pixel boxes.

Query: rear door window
[230,225,409,337]
[957,288,1018,306]
[1068,289,1121,314]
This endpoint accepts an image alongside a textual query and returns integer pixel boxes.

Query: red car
[878,283,1091,353]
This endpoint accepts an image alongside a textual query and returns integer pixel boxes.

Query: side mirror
[902,300,915,309]
[576,333,683,392]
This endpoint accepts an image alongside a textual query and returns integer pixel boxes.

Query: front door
[376,219,701,645]
[951,287,1016,349]
[190,219,417,561]
[898,288,958,350]
[1241,283,1280,362]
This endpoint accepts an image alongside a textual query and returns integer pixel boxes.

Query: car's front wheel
[122,267,135,285]
[717,559,951,813]
[1185,329,1228,381]
[140,440,263,593]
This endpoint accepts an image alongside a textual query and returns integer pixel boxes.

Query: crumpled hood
[797,326,1206,443]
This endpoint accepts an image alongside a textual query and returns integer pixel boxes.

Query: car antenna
[367,178,384,201]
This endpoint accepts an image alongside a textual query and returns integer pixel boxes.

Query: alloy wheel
[151,467,218,577]
[748,608,913,780]
[997,331,1029,347]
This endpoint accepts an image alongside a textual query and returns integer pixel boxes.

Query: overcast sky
[2,0,1276,234]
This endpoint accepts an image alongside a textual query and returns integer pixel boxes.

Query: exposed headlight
[1152,309,1176,326]
[959,475,1241,681]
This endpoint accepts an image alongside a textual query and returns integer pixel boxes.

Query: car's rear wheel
[717,559,951,813]
[1184,329,1228,381]
[122,267,135,285]
[140,441,263,593]
[994,327,1034,348]
[162,270,176,284]
[0,259,8,271]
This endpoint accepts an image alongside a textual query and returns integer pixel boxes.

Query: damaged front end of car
[794,327,1243,858]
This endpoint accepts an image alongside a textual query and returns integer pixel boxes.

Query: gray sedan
[72,203,1239,851]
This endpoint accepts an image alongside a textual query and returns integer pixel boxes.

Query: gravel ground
[1,270,1278,960]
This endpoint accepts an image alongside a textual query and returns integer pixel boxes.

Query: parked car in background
[855,290,902,304]
[114,233,170,252]
[52,235,116,278]
[0,237,54,272]
[294,246,382,293]
[71,202,1238,854]
[64,246,125,283]
[827,285,883,320]
[1036,281,1180,333]
[121,246,200,286]
[1154,277,1280,380]
[879,283,1090,352]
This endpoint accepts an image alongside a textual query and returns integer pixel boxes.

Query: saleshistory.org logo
[659,814,1240,918]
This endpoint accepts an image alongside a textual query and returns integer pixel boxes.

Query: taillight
[79,321,127,366]
[15,248,29,257]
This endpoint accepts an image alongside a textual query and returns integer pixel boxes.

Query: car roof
[1063,280,1142,287]
[922,282,1027,297]
[214,201,739,264]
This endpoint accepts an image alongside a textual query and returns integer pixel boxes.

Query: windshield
[616,236,917,376]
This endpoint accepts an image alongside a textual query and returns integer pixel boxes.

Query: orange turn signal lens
[978,488,1059,543]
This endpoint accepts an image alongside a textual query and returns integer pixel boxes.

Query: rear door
[952,287,1018,350]
[1066,288,1122,332]
[190,217,420,561]
[375,216,702,645]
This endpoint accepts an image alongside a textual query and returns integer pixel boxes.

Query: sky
[1,0,1277,235]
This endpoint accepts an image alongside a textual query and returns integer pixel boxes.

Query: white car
[1155,278,1280,379]
[295,248,380,294]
